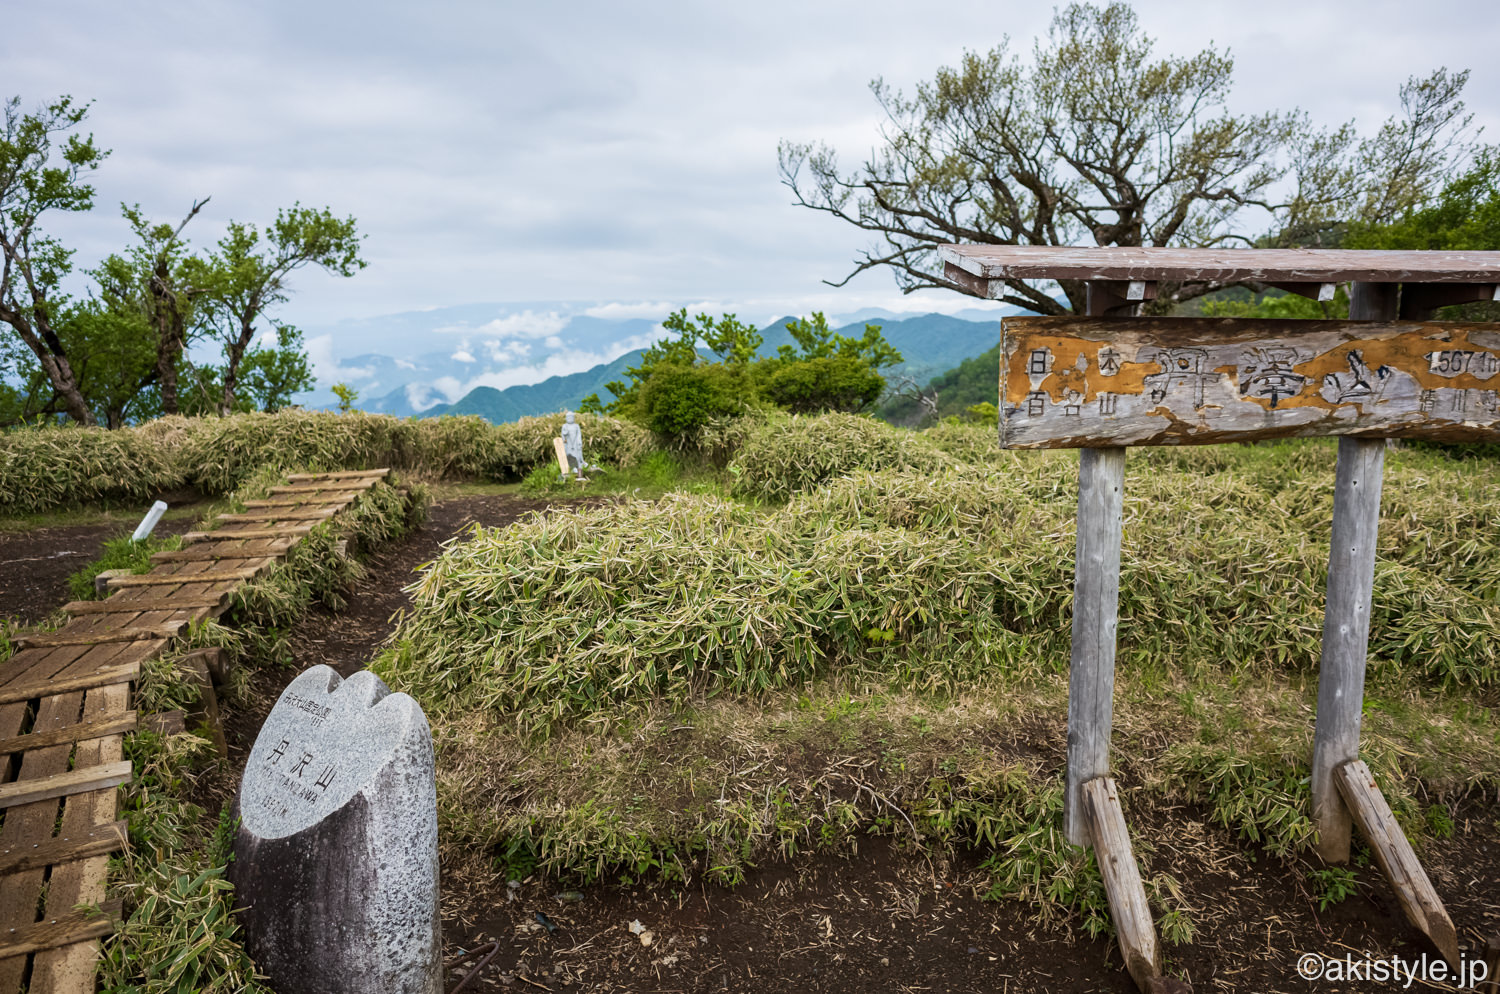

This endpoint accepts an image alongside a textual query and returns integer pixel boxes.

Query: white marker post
[131,501,168,541]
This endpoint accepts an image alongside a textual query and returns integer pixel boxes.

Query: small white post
[132,501,169,541]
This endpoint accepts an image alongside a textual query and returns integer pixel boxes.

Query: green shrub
[728,413,953,502]
[0,423,186,514]
[635,362,747,435]
[761,355,884,414]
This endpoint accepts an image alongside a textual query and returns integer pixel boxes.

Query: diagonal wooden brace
[1334,760,1460,969]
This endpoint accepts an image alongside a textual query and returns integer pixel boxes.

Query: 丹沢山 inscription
[998,317,1500,448]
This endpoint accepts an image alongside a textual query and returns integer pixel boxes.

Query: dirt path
[192,494,1500,992]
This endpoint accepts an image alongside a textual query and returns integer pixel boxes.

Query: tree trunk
[220,318,256,415]
[150,263,184,415]
[0,304,96,426]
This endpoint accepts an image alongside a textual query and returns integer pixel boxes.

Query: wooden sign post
[939,245,1500,992]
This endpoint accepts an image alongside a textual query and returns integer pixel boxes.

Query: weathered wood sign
[999,317,1500,448]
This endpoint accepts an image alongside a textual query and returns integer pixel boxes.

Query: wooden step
[216,508,337,522]
[14,624,184,650]
[242,493,358,508]
[268,479,378,495]
[285,469,389,481]
[0,899,122,960]
[107,567,265,586]
[0,663,141,707]
[0,821,127,876]
[63,594,227,616]
[0,761,132,811]
[0,714,137,758]
[182,527,313,544]
[150,545,284,564]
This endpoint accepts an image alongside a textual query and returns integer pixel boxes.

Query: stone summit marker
[231,665,441,994]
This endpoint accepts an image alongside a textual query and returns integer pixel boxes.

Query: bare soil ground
[0,490,209,625]
[9,493,1499,992]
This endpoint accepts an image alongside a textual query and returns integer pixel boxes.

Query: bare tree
[779,3,1480,315]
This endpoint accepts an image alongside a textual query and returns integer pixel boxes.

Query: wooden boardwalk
[0,469,390,993]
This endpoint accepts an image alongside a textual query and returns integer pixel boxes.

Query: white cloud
[305,334,377,382]
[582,300,675,320]
[451,349,476,363]
[395,358,416,370]
[404,382,444,411]
[429,348,629,403]
[472,310,570,340]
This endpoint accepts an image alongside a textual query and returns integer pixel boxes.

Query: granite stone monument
[231,665,441,994]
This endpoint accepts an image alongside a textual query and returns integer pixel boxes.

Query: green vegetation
[369,414,1500,939]
[0,409,650,515]
[0,95,361,427]
[67,533,183,601]
[582,309,903,437]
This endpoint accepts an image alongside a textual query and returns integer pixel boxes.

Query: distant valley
[299,304,1016,424]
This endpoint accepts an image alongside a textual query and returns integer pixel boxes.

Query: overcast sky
[8,0,1499,333]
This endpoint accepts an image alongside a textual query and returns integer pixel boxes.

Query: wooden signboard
[553,437,571,476]
[999,317,1500,448]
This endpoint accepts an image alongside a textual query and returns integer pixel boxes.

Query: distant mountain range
[379,312,1005,422]
[294,302,1019,423]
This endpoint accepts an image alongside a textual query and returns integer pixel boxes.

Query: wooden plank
[0,761,131,810]
[1084,777,1161,992]
[1064,446,1125,845]
[106,566,265,585]
[0,899,121,961]
[216,508,337,522]
[284,468,389,481]
[179,654,227,758]
[182,526,313,544]
[0,713,137,757]
[0,820,126,877]
[150,544,285,563]
[62,594,227,615]
[15,624,184,650]
[940,245,1500,285]
[0,662,140,707]
[178,647,230,687]
[242,493,358,508]
[994,315,1500,448]
[0,643,129,992]
[30,682,127,991]
[1311,283,1395,864]
[268,479,378,495]
[1334,761,1460,968]
[1481,936,1499,994]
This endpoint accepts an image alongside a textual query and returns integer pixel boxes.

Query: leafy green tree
[331,382,359,413]
[762,312,901,414]
[584,309,905,431]
[0,96,108,424]
[197,205,364,414]
[238,325,314,412]
[583,308,762,421]
[779,3,1480,314]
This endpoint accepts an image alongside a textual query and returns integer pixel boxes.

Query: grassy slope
[375,420,1500,945]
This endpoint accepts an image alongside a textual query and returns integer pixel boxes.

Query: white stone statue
[560,411,588,480]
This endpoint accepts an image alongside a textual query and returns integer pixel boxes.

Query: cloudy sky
[8,0,1499,337]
